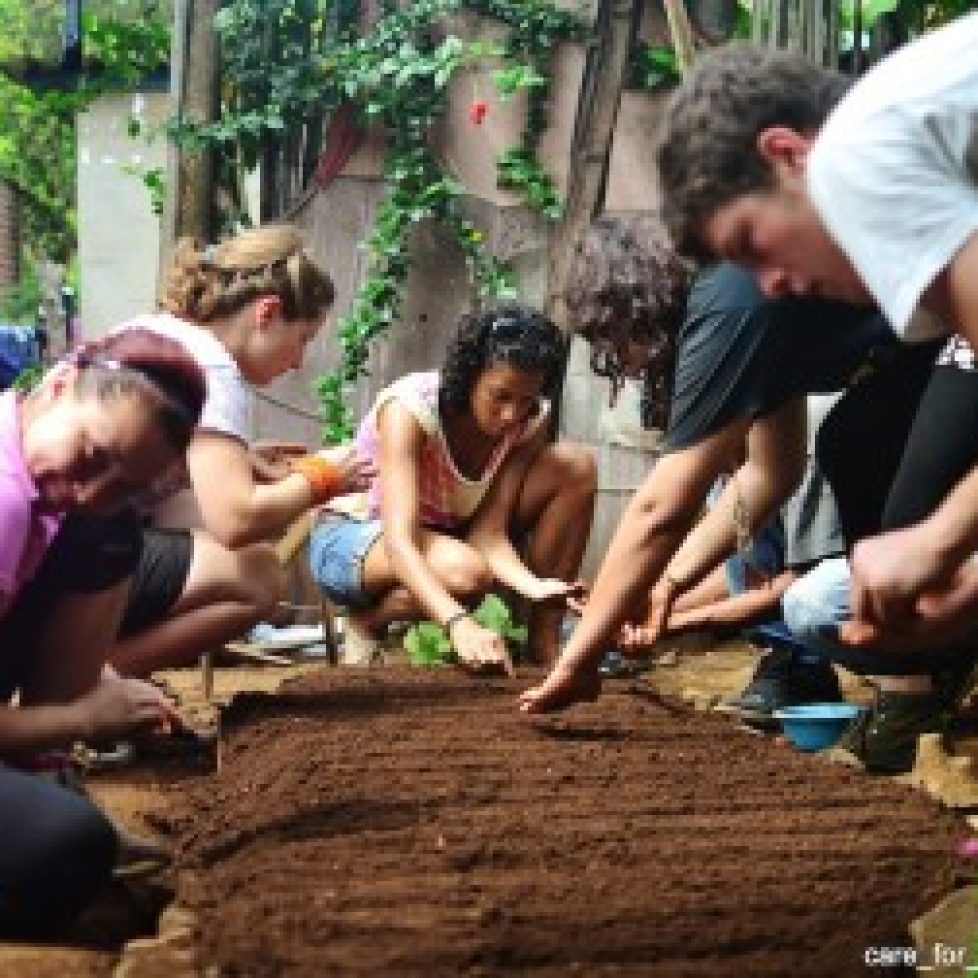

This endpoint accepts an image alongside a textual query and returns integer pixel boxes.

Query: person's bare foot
[341,613,382,666]
[518,661,601,713]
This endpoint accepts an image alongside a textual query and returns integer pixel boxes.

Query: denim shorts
[308,513,384,609]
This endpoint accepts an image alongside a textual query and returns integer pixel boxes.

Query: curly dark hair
[657,44,849,261]
[439,305,565,415]
[564,215,692,429]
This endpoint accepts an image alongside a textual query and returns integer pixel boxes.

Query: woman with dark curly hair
[310,305,597,669]
[563,216,691,431]
[521,216,916,721]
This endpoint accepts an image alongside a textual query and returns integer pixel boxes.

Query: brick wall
[0,182,18,287]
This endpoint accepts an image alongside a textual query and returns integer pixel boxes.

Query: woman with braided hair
[107,225,372,677]
[310,305,597,669]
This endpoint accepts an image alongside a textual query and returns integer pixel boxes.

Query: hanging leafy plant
[177,0,586,441]
[628,41,682,91]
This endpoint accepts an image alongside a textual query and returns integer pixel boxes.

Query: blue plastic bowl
[773,703,866,752]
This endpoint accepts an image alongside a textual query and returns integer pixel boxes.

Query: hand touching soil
[451,616,513,675]
[79,670,178,741]
[518,658,601,712]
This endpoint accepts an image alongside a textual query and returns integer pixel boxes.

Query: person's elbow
[202,504,261,549]
[627,482,697,540]
[382,523,422,571]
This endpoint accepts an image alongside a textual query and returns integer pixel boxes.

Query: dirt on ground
[158,667,967,978]
[0,660,313,978]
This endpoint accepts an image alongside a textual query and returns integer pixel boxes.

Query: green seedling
[404,620,455,667]
[471,592,527,645]
[404,592,527,667]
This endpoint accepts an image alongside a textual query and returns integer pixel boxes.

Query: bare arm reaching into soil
[517,423,746,710]
[838,236,978,630]
[620,566,797,649]
[647,398,807,633]
[0,674,175,754]
[519,397,807,713]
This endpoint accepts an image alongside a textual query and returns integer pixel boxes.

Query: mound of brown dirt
[162,669,965,977]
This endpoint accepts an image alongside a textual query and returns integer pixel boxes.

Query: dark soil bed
[162,668,965,977]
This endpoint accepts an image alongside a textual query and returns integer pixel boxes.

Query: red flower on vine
[469,100,488,125]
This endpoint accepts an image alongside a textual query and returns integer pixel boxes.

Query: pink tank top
[353,371,544,530]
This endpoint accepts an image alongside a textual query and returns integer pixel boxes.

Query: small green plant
[472,592,527,645]
[403,592,527,667]
[404,620,456,666]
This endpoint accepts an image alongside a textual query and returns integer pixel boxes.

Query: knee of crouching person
[571,443,598,496]
[242,543,289,618]
[781,586,824,648]
[552,442,598,498]
[443,551,494,602]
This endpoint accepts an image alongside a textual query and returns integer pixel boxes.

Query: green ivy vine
[628,41,682,91]
[186,0,585,441]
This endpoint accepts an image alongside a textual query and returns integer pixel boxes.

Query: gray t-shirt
[664,263,899,450]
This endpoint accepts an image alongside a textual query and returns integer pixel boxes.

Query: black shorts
[119,529,194,636]
[818,353,978,544]
[0,764,116,935]
[0,510,143,698]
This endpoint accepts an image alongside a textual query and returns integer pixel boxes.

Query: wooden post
[159,0,220,285]
[545,0,637,328]
[663,0,697,73]
[751,0,766,43]
[826,0,840,67]
[0,183,19,288]
[851,0,863,74]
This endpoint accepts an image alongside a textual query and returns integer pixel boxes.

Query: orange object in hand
[288,455,344,502]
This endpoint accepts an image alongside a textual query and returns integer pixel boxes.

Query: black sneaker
[598,646,647,679]
[836,687,949,774]
[718,647,842,729]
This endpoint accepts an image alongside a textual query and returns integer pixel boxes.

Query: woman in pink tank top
[311,306,597,669]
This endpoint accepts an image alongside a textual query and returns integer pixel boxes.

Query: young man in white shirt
[652,14,978,673]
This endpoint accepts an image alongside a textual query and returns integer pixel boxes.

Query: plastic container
[773,703,866,752]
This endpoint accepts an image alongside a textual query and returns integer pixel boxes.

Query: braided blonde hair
[159,225,335,324]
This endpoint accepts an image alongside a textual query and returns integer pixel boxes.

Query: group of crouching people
[3,11,978,938]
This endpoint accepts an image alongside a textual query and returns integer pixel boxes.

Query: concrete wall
[77,91,169,337]
[284,25,674,580]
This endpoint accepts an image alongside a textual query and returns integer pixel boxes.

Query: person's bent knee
[239,543,288,618]
[0,775,116,935]
[782,559,851,640]
[548,442,598,496]
[782,587,832,647]
[440,550,493,600]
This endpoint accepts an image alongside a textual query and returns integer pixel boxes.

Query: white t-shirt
[806,13,978,341]
[121,311,252,528]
